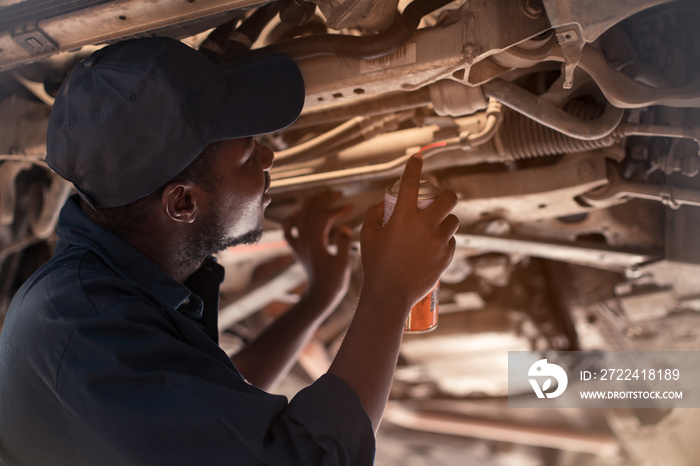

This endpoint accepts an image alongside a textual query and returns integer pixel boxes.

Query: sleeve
[55,302,375,466]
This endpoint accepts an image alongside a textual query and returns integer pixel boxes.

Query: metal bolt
[464,44,476,65]
[522,0,544,19]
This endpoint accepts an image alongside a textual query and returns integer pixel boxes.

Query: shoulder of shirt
[14,245,161,323]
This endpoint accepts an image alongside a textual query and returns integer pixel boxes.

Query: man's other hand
[284,193,353,312]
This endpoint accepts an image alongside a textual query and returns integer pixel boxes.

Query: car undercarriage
[1,0,699,464]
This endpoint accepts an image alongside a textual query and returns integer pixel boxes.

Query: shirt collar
[55,195,224,320]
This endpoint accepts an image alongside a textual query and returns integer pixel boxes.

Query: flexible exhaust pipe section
[495,102,619,160]
[482,79,624,141]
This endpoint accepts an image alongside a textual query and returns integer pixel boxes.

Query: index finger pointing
[395,153,424,213]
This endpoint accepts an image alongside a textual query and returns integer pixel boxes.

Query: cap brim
[212,55,305,141]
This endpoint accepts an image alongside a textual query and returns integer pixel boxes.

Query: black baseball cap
[46,37,305,208]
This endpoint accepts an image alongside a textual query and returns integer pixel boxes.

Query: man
[0,37,458,465]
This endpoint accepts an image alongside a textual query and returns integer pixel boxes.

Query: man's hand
[284,193,353,312]
[231,194,353,390]
[360,154,459,309]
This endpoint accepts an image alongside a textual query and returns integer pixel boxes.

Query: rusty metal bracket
[443,152,610,225]
[554,26,583,89]
[11,22,57,55]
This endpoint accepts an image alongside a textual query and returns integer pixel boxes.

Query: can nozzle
[418,141,448,154]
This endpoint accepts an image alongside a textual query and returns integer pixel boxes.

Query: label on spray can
[384,177,441,333]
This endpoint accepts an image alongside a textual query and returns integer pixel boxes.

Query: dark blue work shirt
[0,195,374,465]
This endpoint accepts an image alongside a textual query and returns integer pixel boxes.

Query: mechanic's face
[186,138,273,260]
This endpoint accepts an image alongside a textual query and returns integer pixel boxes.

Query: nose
[257,142,274,171]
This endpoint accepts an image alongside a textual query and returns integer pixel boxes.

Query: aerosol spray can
[383,176,441,333]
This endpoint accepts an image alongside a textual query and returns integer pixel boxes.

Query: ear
[161,182,203,224]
